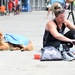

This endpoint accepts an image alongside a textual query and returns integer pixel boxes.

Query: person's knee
[70,30,75,39]
[65,29,75,39]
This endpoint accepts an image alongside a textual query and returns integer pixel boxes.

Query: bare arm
[47,21,74,43]
[65,19,75,29]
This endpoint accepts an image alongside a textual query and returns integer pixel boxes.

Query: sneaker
[62,51,73,61]
[67,51,75,60]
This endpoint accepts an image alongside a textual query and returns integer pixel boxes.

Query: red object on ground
[34,54,41,60]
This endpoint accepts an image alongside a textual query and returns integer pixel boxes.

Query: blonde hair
[54,9,65,17]
[52,5,65,17]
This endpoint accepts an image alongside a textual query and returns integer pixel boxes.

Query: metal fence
[0,0,47,11]
[30,0,46,11]
[0,0,8,11]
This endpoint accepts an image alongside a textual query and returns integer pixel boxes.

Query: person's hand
[71,40,75,45]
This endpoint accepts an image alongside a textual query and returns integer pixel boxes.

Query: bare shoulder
[64,19,75,29]
[47,20,55,26]
[64,19,73,26]
[64,19,68,23]
[46,20,56,30]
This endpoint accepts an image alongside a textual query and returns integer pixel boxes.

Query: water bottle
[59,44,63,52]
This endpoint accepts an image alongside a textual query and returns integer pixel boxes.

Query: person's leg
[16,5,19,15]
[47,7,50,18]
[61,30,75,60]
[64,29,75,39]
[12,5,16,14]
[64,29,75,47]
[60,30,75,48]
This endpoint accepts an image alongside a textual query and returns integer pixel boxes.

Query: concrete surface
[0,10,75,75]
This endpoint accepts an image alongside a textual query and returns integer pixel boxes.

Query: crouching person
[43,6,75,61]
[0,32,34,51]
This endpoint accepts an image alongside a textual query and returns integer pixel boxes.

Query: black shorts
[16,5,20,10]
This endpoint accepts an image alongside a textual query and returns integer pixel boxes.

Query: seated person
[0,5,6,15]
[43,5,75,61]
[0,32,34,51]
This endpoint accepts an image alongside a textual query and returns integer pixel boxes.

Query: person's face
[56,13,65,23]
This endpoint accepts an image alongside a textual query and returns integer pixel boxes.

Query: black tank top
[43,19,66,47]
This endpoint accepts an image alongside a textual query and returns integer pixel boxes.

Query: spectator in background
[18,0,22,14]
[50,0,65,9]
[73,0,75,10]
[12,0,16,14]
[65,2,70,9]
[46,0,52,18]
[14,0,19,15]
[0,5,7,16]
[8,0,14,15]
[16,0,22,15]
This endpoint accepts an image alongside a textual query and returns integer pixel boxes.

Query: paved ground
[0,10,75,75]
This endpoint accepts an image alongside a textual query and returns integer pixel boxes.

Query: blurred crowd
[0,0,22,16]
